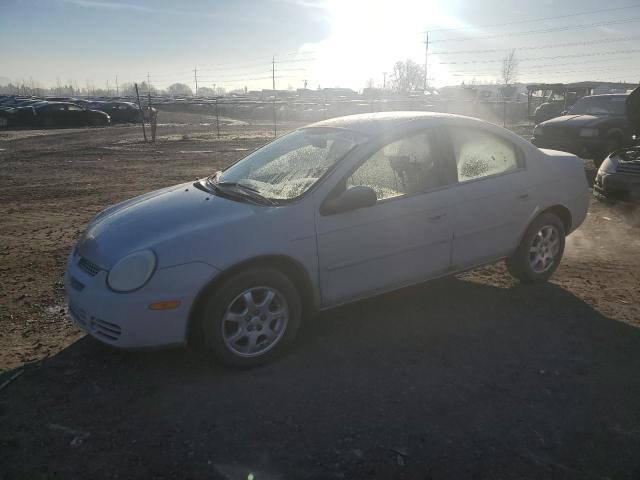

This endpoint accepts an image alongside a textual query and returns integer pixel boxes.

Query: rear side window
[452,129,522,182]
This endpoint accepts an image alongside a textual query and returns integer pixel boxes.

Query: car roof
[34,101,82,108]
[307,111,477,136]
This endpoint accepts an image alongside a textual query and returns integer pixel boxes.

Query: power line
[430,17,640,43]
[451,64,640,78]
[431,34,640,55]
[423,4,640,33]
[437,48,640,65]
[443,52,639,71]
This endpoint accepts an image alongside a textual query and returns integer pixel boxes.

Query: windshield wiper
[194,180,216,194]
[212,180,277,206]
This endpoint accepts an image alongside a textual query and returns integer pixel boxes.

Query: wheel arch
[516,204,572,250]
[604,127,625,141]
[186,255,317,343]
[541,204,572,234]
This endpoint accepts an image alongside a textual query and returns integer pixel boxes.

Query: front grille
[78,257,101,276]
[542,127,576,141]
[617,163,640,174]
[90,318,122,341]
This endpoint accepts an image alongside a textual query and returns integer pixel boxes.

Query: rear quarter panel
[535,149,590,233]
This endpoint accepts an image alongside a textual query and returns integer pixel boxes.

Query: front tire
[197,267,302,367]
[506,213,566,284]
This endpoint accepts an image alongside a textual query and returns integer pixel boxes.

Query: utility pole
[115,75,119,96]
[383,72,387,89]
[106,79,110,96]
[194,65,198,97]
[272,56,277,137]
[147,72,152,103]
[423,31,429,91]
[134,83,147,142]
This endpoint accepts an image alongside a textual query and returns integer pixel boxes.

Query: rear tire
[197,267,302,368]
[506,213,566,284]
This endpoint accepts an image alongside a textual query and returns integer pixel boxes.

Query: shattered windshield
[568,96,627,116]
[215,128,366,201]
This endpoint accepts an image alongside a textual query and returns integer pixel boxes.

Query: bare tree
[390,60,425,93]
[167,83,193,96]
[501,50,518,86]
[196,86,215,97]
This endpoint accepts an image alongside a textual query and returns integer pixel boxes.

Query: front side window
[216,128,365,201]
[452,129,521,182]
[67,104,83,111]
[347,131,452,200]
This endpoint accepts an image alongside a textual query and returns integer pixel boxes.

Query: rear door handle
[428,213,447,221]
[516,193,530,200]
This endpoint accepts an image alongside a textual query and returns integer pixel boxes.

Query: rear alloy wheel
[198,267,302,367]
[506,213,565,284]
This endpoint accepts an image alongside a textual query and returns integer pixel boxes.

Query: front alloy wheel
[221,286,289,357]
[197,267,302,367]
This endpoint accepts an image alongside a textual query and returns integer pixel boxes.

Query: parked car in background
[531,94,633,166]
[0,102,110,128]
[594,146,640,204]
[87,101,143,123]
[65,112,589,367]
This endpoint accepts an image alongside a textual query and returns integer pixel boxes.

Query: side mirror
[561,110,568,115]
[321,186,377,215]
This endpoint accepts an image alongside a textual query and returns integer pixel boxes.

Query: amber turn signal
[148,300,181,310]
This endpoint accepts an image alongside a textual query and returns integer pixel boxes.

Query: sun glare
[301,0,460,88]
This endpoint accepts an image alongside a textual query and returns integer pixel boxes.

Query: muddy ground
[0,112,639,479]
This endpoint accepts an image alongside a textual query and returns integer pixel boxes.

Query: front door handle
[516,193,530,200]
[428,213,447,221]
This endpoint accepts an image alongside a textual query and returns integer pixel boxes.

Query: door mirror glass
[322,186,377,215]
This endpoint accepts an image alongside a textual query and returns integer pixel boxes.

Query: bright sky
[1,0,639,92]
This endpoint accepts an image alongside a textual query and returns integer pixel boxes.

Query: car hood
[541,114,614,129]
[76,181,259,268]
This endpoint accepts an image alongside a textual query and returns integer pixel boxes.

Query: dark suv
[531,94,633,166]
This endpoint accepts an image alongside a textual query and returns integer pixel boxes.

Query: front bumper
[64,250,218,348]
[532,136,603,158]
[593,172,640,204]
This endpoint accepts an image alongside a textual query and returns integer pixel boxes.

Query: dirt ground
[1,112,639,479]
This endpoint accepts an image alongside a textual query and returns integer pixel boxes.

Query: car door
[315,128,457,306]
[65,104,86,126]
[442,126,536,269]
[43,104,67,126]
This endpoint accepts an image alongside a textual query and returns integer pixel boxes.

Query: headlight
[598,155,618,175]
[579,128,599,137]
[107,250,156,292]
[533,124,543,137]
